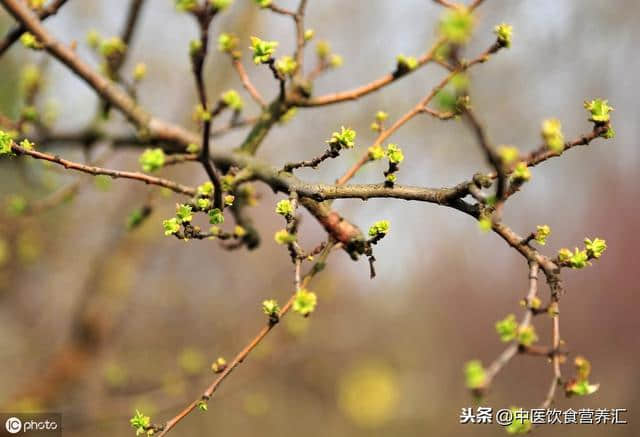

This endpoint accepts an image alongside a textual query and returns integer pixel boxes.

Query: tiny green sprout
[175,0,198,12]
[163,218,181,236]
[187,143,200,154]
[494,23,513,48]
[328,54,343,68]
[176,204,193,223]
[87,29,101,49]
[375,111,389,122]
[292,288,317,316]
[210,0,233,10]
[328,126,356,149]
[133,63,147,81]
[303,29,314,41]
[220,174,234,191]
[275,55,298,76]
[198,181,214,197]
[603,126,616,139]
[275,199,294,217]
[386,144,404,164]
[139,148,165,173]
[439,7,474,44]
[208,208,224,225]
[385,173,397,183]
[20,32,42,50]
[495,314,518,342]
[262,299,280,317]
[396,54,418,72]
[221,89,243,110]
[567,248,589,269]
[584,237,607,259]
[370,122,381,132]
[254,0,272,7]
[130,410,151,436]
[224,195,235,206]
[0,131,14,155]
[126,208,145,230]
[505,407,532,435]
[541,118,565,153]
[197,198,212,210]
[557,248,572,263]
[100,37,126,58]
[211,357,227,373]
[189,39,203,56]
[584,99,613,123]
[249,36,278,64]
[368,220,390,237]
[568,379,600,397]
[534,225,551,246]
[194,104,211,122]
[464,360,486,390]
[478,215,492,232]
[197,400,208,411]
[368,144,385,160]
[209,225,221,236]
[218,33,238,53]
[498,145,519,165]
[274,229,296,245]
[511,161,531,182]
[516,325,538,347]
[315,40,330,59]
[234,225,247,238]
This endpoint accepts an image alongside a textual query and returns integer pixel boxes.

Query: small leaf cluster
[383,144,404,185]
[275,199,294,218]
[250,36,278,64]
[584,99,613,124]
[220,90,243,111]
[275,55,298,77]
[129,410,152,436]
[504,407,532,435]
[495,314,538,346]
[557,237,606,269]
[0,130,14,156]
[498,145,520,165]
[218,33,239,54]
[395,54,418,74]
[315,40,342,68]
[511,161,531,184]
[139,148,165,173]
[370,111,388,132]
[327,126,356,150]
[274,229,296,245]
[292,288,317,316]
[534,225,551,246]
[368,220,390,238]
[541,118,565,153]
[494,23,513,48]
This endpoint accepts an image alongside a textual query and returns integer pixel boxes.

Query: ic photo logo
[5,417,22,434]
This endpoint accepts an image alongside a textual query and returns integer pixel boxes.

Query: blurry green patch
[103,361,128,388]
[178,347,206,375]
[284,313,309,337]
[17,229,42,264]
[243,392,270,416]
[338,360,399,428]
[94,175,112,191]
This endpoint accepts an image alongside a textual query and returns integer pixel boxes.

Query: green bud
[511,161,531,182]
[327,126,356,149]
[275,55,298,76]
[198,181,214,197]
[208,208,224,225]
[396,54,418,72]
[274,229,296,245]
[275,199,294,217]
[368,220,390,237]
[303,29,314,41]
[139,148,165,173]
[130,410,151,436]
[176,204,193,223]
[175,0,198,12]
[221,89,243,110]
[218,33,238,53]
[516,325,538,347]
[20,32,42,50]
[584,237,606,259]
[498,145,519,165]
[292,288,317,316]
[262,299,280,316]
[534,225,551,246]
[464,360,486,390]
[210,0,233,10]
[495,314,518,342]
[386,144,404,164]
[100,37,126,58]
[541,118,564,153]
[254,0,271,7]
[439,7,474,44]
[0,130,14,156]
[368,144,385,160]
[249,36,278,64]
[493,23,513,48]
[163,217,180,236]
[584,99,613,123]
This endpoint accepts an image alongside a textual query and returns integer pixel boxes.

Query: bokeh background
[1,0,639,436]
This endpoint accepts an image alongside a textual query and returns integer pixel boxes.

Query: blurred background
[0,0,638,435]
